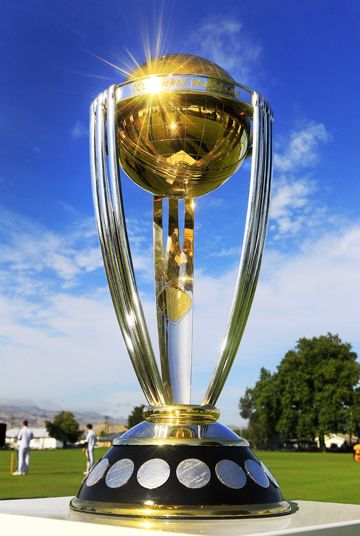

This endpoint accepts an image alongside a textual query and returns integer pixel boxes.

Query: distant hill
[0,404,127,432]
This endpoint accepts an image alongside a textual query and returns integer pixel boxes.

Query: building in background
[6,428,63,449]
[316,434,359,451]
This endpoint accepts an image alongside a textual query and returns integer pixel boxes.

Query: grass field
[1,448,360,504]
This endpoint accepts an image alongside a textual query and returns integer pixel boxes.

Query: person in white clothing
[13,420,33,476]
[84,423,96,475]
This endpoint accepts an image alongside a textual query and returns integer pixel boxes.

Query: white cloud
[270,122,331,239]
[274,122,330,173]
[0,208,158,417]
[1,222,359,425]
[0,282,162,418]
[269,177,325,237]
[0,210,101,293]
[71,120,88,139]
[271,179,315,220]
[0,290,134,405]
[0,111,358,425]
[245,224,360,359]
[194,224,360,422]
[208,246,241,258]
[192,19,261,83]
[0,208,154,295]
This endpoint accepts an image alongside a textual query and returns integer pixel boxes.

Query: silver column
[203,93,273,406]
[90,86,167,407]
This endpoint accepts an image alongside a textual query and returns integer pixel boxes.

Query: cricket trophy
[71,54,291,518]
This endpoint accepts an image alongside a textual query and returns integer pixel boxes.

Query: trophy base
[70,497,290,518]
[71,418,291,519]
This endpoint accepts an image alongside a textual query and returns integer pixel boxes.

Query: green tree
[127,405,145,429]
[351,388,360,439]
[239,334,360,449]
[239,368,281,448]
[45,411,81,448]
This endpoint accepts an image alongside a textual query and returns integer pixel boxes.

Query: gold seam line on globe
[112,53,255,199]
[121,52,254,102]
[115,74,254,104]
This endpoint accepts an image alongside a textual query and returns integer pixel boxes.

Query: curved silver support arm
[90,86,167,406]
[202,93,273,407]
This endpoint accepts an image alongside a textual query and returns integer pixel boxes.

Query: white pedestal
[0,497,360,535]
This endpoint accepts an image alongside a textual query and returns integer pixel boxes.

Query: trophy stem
[153,196,194,404]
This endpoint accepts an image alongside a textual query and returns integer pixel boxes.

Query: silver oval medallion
[105,458,134,488]
[244,459,269,488]
[86,458,109,487]
[176,458,211,489]
[260,461,279,488]
[137,458,170,489]
[215,459,247,489]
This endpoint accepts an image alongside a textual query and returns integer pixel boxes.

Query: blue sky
[0,0,359,425]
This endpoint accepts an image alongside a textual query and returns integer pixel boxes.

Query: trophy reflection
[71,54,291,518]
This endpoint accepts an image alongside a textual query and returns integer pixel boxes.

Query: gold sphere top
[128,53,235,82]
[117,54,251,198]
